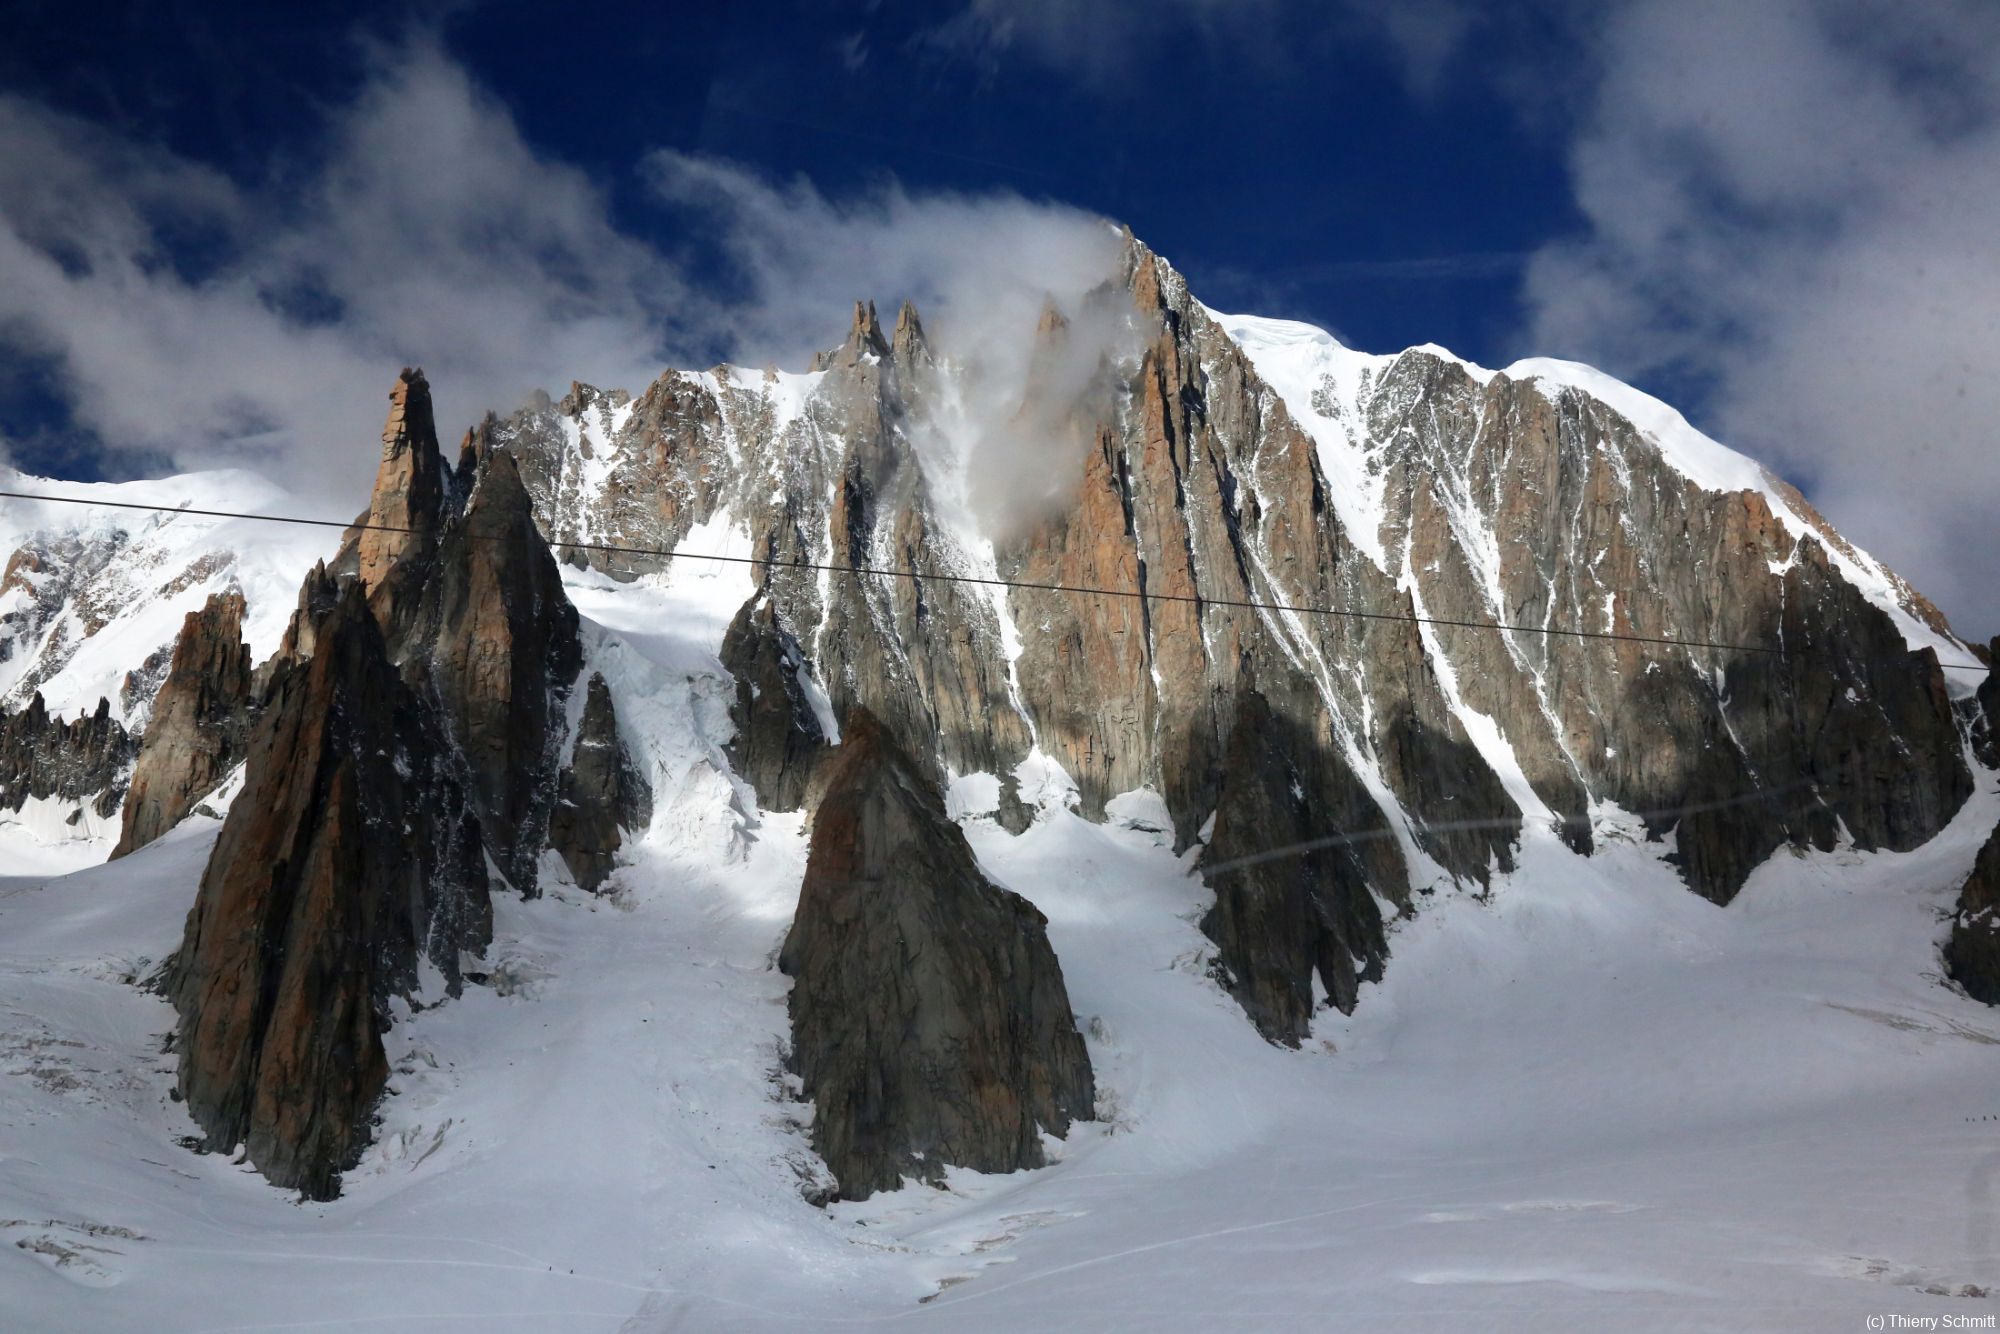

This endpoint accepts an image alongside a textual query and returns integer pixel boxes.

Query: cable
[1200,780,1821,877]
[1,485,1990,673]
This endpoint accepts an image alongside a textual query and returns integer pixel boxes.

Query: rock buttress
[1199,689,1404,1045]
[1946,823,2000,1006]
[405,446,583,894]
[549,671,650,891]
[168,580,488,1200]
[779,709,1094,1201]
[113,590,253,857]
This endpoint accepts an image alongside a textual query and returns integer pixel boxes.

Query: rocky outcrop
[722,599,834,811]
[328,377,585,894]
[1945,823,2000,1006]
[1953,653,2000,1004]
[550,672,650,891]
[168,578,489,1200]
[166,368,589,1198]
[112,591,253,857]
[779,710,1095,1201]
[403,446,582,892]
[1199,690,1404,1045]
[0,692,133,820]
[1980,638,2000,761]
[355,368,448,633]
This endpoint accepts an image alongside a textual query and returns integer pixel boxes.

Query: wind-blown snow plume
[644,149,1131,537]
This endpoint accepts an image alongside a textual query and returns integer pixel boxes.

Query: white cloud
[0,45,694,500]
[1521,0,2000,639]
[0,41,1119,518]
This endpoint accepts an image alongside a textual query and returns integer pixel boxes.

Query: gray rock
[0,692,132,821]
[550,672,650,892]
[1945,822,2000,1006]
[1199,689,1401,1045]
[113,591,253,858]
[779,709,1095,1201]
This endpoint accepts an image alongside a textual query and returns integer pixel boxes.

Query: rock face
[779,710,1095,1200]
[1946,823,2000,1006]
[1980,637,2000,764]
[1983,639,2000,723]
[722,599,834,811]
[355,368,448,633]
[112,591,253,858]
[401,445,582,892]
[168,577,488,1200]
[1948,655,2000,1004]
[0,692,133,825]
[1199,690,1402,1045]
[335,381,586,895]
[549,672,650,891]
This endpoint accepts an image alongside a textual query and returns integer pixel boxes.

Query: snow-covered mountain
[3,232,1998,1330]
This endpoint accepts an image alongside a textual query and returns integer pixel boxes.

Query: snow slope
[0,465,338,721]
[4,527,1998,1329]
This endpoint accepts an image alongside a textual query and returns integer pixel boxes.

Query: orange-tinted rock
[355,368,447,632]
[169,581,488,1200]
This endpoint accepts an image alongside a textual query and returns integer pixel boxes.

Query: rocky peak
[164,372,591,1197]
[112,590,253,858]
[355,368,447,630]
[431,240,1979,1050]
[404,445,583,893]
[779,708,1095,1201]
[812,300,891,371]
[168,577,490,1199]
[270,561,342,673]
[0,690,132,823]
[891,300,930,369]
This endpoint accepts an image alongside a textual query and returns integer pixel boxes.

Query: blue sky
[1,0,1997,634]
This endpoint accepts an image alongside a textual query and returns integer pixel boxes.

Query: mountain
[1,232,1996,1326]
[482,235,1978,1041]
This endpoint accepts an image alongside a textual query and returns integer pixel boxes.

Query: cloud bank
[1520,0,2000,639]
[0,40,1118,510]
